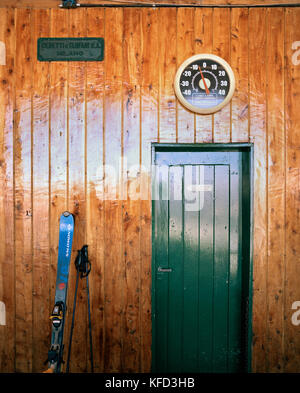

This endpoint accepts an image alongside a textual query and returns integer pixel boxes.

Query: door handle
[158,267,172,273]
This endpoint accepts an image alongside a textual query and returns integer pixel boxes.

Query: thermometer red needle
[198,65,210,95]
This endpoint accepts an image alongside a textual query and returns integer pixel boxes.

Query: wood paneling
[0,7,15,372]
[0,5,300,373]
[231,7,249,142]
[14,8,33,372]
[1,0,300,8]
[122,7,141,372]
[177,8,194,143]
[140,8,158,372]
[194,7,213,143]
[285,7,300,373]
[266,7,285,372]
[249,7,268,372]
[49,8,69,373]
[103,8,123,373]
[158,7,177,144]
[63,7,87,373]
[213,7,231,143]
[85,6,105,373]
[32,8,50,372]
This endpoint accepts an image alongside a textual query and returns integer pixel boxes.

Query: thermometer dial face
[174,54,235,114]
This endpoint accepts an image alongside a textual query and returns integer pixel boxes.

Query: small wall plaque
[37,37,104,62]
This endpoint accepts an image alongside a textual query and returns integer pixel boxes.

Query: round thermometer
[174,54,235,114]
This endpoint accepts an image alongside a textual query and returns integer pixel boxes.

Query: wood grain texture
[140,8,158,372]
[103,8,124,372]
[66,7,87,373]
[158,7,177,143]
[85,6,105,373]
[249,8,268,373]
[49,8,69,374]
[0,7,15,372]
[122,8,141,372]
[14,8,33,373]
[0,5,300,373]
[194,7,213,143]
[266,7,285,372]
[32,8,50,372]
[285,7,300,373]
[231,7,249,142]
[212,7,231,143]
[1,0,300,8]
[177,8,195,143]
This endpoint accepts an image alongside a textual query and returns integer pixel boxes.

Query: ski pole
[66,266,80,373]
[66,245,93,373]
[86,271,94,372]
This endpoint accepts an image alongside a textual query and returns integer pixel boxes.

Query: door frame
[151,143,254,373]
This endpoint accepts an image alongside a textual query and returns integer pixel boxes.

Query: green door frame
[151,143,254,373]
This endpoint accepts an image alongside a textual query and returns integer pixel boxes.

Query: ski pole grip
[75,245,91,277]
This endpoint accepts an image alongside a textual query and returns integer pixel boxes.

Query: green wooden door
[152,145,252,373]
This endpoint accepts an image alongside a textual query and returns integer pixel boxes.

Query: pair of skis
[44,211,93,373]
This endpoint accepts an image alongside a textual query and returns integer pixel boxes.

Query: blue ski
[45,211,74,373]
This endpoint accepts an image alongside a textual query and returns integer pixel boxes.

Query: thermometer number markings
[179,59,230,109]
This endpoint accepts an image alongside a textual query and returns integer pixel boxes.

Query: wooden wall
[0,5,300,373]
[1,0,300,8]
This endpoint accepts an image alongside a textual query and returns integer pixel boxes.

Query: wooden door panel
[152,146,251,373]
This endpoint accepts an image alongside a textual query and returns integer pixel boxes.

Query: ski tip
[43,368,54,373]
[63,211,71,217]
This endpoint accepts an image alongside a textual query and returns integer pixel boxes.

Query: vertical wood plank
[67,7,87,373]
[284,6,300,373]
[122,8,141,373]
[141,9,158,169]
[231,8,249,142]
[249,8,267,372]
[177,8,195,143]
[49,7,69,371]
[14,8,33,373]
[0,7,15,372]
[266,7,285,372]
[86,7,105,373]
[194,8,213,143]
[158,8,177,143]
[32,8,50,372]
[213,8,231,143]
[140,8,158,372]
[104,7,123,372]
